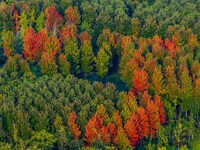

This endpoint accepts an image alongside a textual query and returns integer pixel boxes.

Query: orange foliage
[154,95,165,125]
[22,28,35,60]
[79,31,92,44]
[23,28,48,61]
[107,123,117,143]
[132,69,149,93]
[84,114,110,145]
[112,111,123,128]
[68,112,81,139]
[136,107,149,138]
[164,35,180,58]
[121,36,132,54]
[60,24,77,41]
[152,35,163,52]
[146,101,160,137]
[65,6,80,24]
[124,113,139,147]
[188,34,198,48]
[13,11,20,32]
[134,49,145,67]
[140,91,151,108]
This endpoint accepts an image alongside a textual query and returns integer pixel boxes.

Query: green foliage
[95,45,110,78]
[1,30,15,58]
[19,12,29,36]
[64,38,80,75]
[80,41,94,75]
[58,54,70,77]
[27,130,57,149]
[35,11,45,32]
[0,74,119,148]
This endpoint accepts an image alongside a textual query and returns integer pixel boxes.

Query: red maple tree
[132,69,150,94]
[68,111,81,139]
[45,6,62,32]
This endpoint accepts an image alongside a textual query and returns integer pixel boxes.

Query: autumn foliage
[65,6,80,24]
[68,112,81,139]
[132,69,150,94]
[84,114,110,145]
[45,6,62,32]
[23,28,48,61]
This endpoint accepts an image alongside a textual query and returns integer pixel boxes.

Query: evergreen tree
[58,54,70,77]
[2,30,15,58]
[80,41,94,75]
[64,38,80,75]
[19,12,29,36]
[95,47,110,79]
[36,11,45,32]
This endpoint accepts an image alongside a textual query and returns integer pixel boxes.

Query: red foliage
[132,69,149,93]
[68,112,81,139]
[154,95,165,125]
[136,107,149,138]
[23,28,48,61]
[146,101,160,137]
[124,113,139,146]
[164,35,180,58]
[22,28,36,61]
[45,6,62,32]
[107,123,117,143]
[84,114,110,145]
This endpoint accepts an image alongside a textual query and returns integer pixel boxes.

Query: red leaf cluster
[23,28,48,61]
[68,112,81,139]
[132,69,149,94]
[45,6,62,32]
[84,114,117,145]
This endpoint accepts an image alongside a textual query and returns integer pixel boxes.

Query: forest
[0,0,200,149]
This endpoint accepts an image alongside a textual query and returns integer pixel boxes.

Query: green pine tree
[95,47,110,79]
[35,11,45,32]
[64,38,80,75]
[80,41,94,75]
[19,12,29,36]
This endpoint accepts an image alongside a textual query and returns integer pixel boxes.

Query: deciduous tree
[2,30,15,58]
[45,6,62,34]
[68,112,81,139]
[65,6,80,24]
